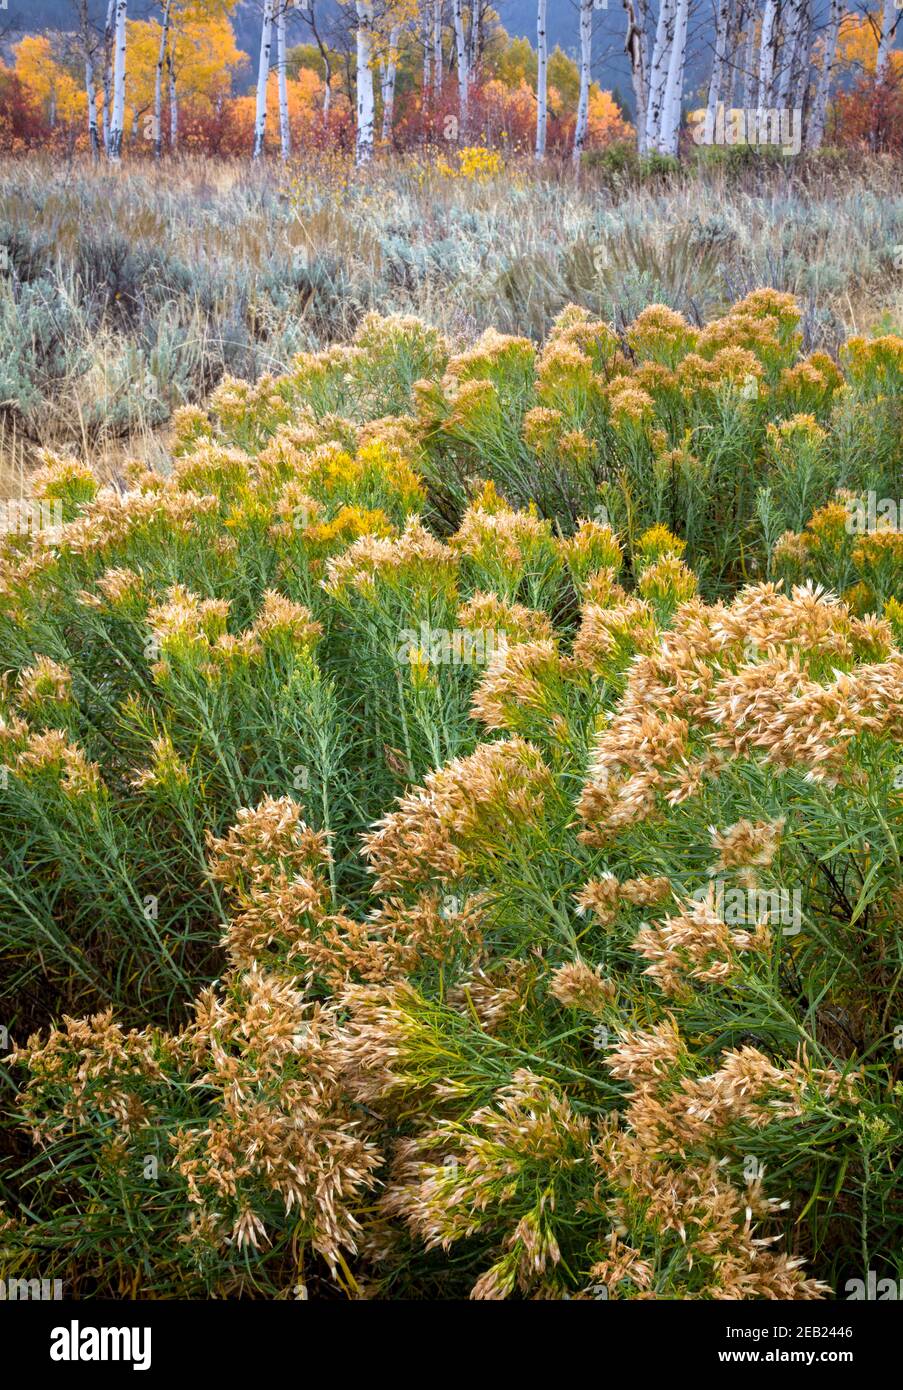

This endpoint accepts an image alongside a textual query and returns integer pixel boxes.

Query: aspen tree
[253,0,275,157]
[108,0,127,160]
[573,0,593,164]
[535,0,547,159]
[624,0,650,154]
[645,0,677,152]
[657,0,688,155]
[806,0,841,148]
[355,0,376,162]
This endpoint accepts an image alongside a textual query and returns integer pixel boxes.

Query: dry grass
[0,147,900,479]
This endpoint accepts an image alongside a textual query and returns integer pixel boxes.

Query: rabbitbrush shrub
[0,293,901,1299]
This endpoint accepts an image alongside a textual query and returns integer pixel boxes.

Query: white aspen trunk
[639,0,652,66]
[168,55,178,148]
[433,0,443,98]
[108,0,127,161]
[645,0,677,152]
[726,0,744,104]
[277,1,291,159]
[80,0,99,157]
[742,3,757,108]
[657,0,688,154]
[153,0,171,160]
[573,0,593,165]
[85,52,99,155]
[253,0,275,159]
[723,0,738,103]
[806,0,840,148]
[776,0,803,107]
[469,0,481,71]
[705,0,732,140]
[791,0,812,112]
[452,0,469,130]
[101,0,114,153]
[757,0,777,110]
[876,0,898,85]
[423,3,431,102]
[535,0,547,159]
[355,1,376,163]
[624,0,651,154]
[381,25,400,141]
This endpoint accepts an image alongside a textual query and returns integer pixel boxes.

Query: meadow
[1,193,902,1300]
[1,149,901,472]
